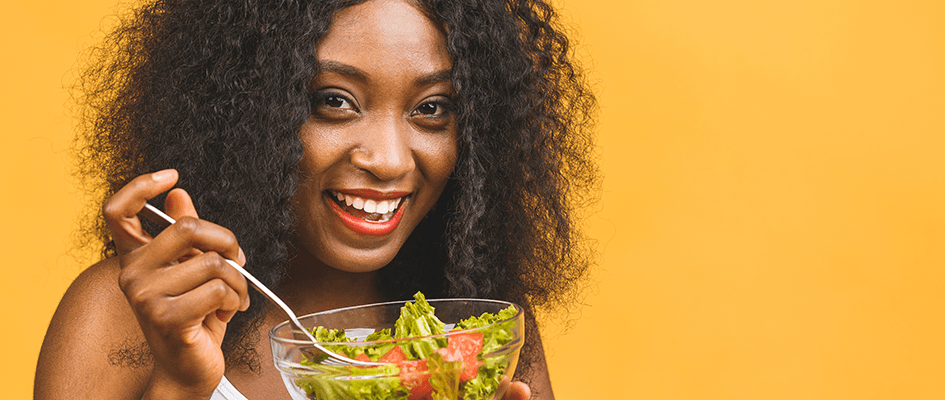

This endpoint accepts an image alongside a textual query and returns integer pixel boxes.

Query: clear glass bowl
[270,298,524,400]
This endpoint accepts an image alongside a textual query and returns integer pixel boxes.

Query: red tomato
[379,346,407,363]
[396,332,485,400]
[442,332,484,381]
[354,353,371,362]
[447,332,483,359]
[399,359,432,400]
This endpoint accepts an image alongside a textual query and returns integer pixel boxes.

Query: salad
[293,292,520,400]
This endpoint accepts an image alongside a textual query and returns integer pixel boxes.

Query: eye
[310,90,359,119]
[410,98,454,131]
[323,95,352,110]
[412,98,453,118]
[416,102,441,115]
[313,92,356,110]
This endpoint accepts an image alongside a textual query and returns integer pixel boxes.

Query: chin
[330,254,396,274]
[299,236,404,275]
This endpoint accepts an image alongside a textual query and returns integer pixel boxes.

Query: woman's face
[292,0,457,273]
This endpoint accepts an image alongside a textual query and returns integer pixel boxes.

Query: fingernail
[238,247,246,266]
[152,169,177,182]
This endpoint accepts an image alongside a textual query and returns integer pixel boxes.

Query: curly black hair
[74,0,597,382]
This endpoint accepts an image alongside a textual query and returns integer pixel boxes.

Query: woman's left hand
[502,381,532,399]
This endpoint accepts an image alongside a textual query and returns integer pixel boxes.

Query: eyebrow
[315,60,453,86]
[416,69,452,86]
[316,60,367,81]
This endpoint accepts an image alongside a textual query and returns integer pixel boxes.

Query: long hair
[74,0,597,380]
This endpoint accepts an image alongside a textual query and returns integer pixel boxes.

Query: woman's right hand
[103,169,250,399]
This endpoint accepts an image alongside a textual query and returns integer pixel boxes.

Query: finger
[103,169,179,255]
[164,189,203,261]
[144,216,244,268]
[126,252,249,307]
[216,309,237,324]
[131,218,250,309]
[155,278,244,329]
[503,382,531,400]
[159,187,247,267]
[499,376,532,400]
[165,188,199,220]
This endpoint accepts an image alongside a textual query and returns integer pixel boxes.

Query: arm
[35,258,152,399]
[36,170,249,400]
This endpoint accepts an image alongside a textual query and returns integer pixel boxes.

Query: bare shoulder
[35,258,151,400]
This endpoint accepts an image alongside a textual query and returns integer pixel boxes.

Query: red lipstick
[327,193,406,236]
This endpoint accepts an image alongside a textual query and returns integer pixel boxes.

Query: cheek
[297,123,345,176]
[417,134,459,183]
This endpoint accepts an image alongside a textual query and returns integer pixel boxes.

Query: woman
[36,0,597,399]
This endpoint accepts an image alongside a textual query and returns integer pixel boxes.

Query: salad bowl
[269,294,524,400]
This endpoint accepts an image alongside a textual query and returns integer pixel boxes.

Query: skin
[36,1,535,399]
[290,0,458,277]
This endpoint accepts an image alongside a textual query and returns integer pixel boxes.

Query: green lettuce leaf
[311,326,353,342]
[309,326,363,359]
[362,329,396,361]
[455,304,518,355]
[294,363,409,400]
[394,292,448,359]
[460,361,506,400]
[364,328,393,341]
[426,352,463,400]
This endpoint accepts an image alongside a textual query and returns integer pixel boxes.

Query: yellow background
[3,0,944,398]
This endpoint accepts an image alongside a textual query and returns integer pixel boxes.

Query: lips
[326,190,409,236]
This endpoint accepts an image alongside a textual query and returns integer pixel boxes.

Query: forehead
[317,0,451,73]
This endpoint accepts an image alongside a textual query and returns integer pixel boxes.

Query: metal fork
[138,202,382,367]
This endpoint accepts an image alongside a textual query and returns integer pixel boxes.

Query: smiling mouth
[327,190,406,223]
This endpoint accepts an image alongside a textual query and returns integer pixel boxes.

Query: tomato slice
[379,345,407,364]
[396,332,485,399]
[447,332,483,359]
[354,353,372,363]
[439,332,483,381]
[399,359,432,400]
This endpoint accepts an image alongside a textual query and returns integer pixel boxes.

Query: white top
[209,376,250,400]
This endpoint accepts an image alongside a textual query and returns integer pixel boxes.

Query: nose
[350,115,416,181]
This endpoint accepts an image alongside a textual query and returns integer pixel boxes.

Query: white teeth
[331,191,404,215]
[376,201,389,214]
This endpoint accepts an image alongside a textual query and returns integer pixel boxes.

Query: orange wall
[3,0,944,398]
